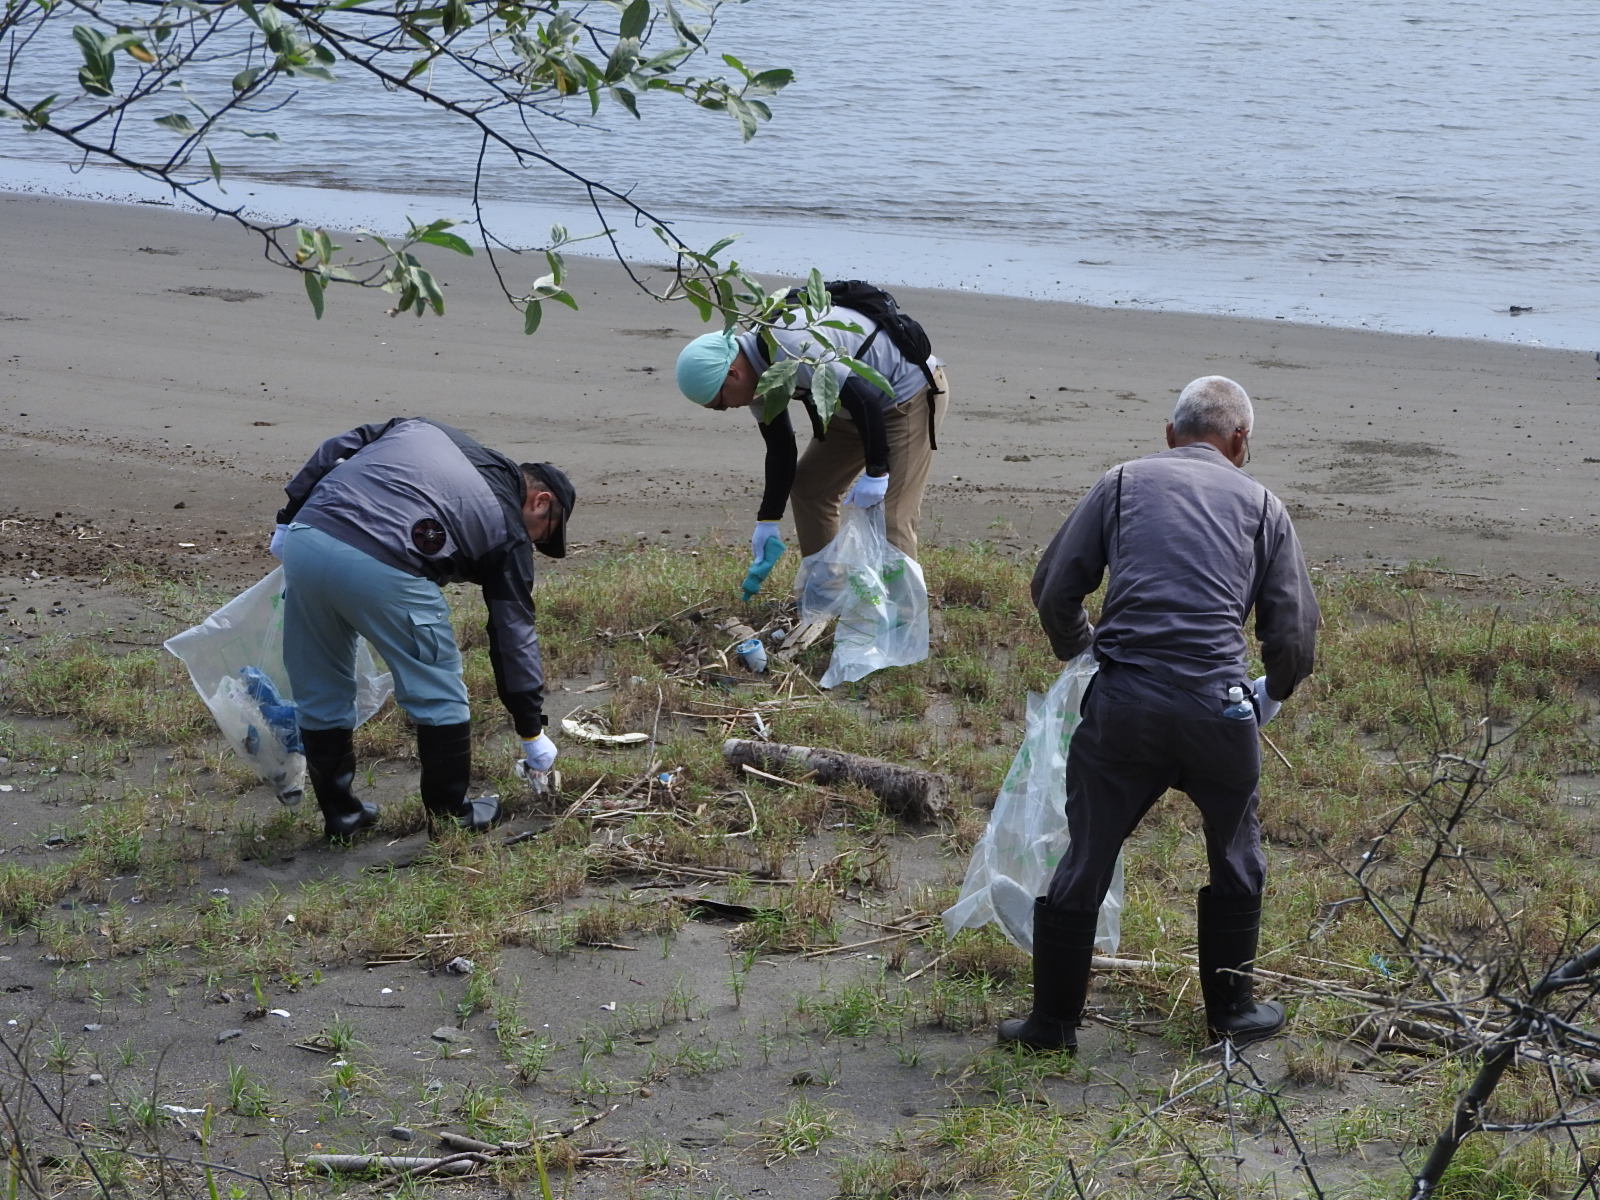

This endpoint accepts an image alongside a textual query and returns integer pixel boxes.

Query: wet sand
[3,190,1597,589]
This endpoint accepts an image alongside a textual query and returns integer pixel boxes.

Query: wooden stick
[304,1154,480,1177]
[802,929,924,959]
[1260,728,1294,769]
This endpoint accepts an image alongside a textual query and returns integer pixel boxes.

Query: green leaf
[664,1,702,47]
[755,359,800,424]
[523,301,543,335]
[811,360,841,426]
[804,269,827,312]
[232,67,262,93]
[205,147,224,187]
[303,271,325,319]
[609,85,639,118]
[418,268,445,315]
[750,68,793,93]
[72,25,105,59]
[76,43,114,97]
[726,95,759,141]
[601,37,638,82]
[619,0,650,39]
[154,113,195,132]
[839,355,894,397]
[21,95,59,129]
[415,228,473,256]
[682,279,714,323]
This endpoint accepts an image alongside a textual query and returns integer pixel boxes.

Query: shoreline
[3,189,1598,591]
[0,167,1590,353]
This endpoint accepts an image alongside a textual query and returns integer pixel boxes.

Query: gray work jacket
[277,417,547,735]
[1031,443,1319,701]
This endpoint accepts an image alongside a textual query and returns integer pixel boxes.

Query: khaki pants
[790,365,950,558]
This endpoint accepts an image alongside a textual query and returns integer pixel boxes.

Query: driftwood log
[723,738,949,823]
[303,1155,479,1177]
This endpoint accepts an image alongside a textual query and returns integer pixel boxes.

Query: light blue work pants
[281,524,470,730]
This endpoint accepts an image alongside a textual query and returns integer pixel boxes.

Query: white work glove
[520,732,558,771]
[750,520,782,564]
[268,523,289,560]
[843,472,889,508]
[1252,676,1282,726]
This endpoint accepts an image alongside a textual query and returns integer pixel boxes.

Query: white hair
[1171,376,1253,439]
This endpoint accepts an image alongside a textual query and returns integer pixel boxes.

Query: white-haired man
[1001,376,1319,1053]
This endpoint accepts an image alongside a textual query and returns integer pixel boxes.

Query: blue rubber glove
[750,521,782,564]
[742,536,786,602]
[520,733,558,771]
[268,524,289,559]
[1251,676,1282,726]
[844,472,889,508]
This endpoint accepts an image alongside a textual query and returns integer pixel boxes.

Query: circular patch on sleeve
[411,518,448,556]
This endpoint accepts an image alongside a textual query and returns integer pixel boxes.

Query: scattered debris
[561,711,650,745]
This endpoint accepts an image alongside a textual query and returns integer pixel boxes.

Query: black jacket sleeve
[477,540,546,737]
[756,410,799,521]
[839,376,890,476]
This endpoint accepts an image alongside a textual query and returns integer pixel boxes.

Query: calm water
[3,1,1597,347]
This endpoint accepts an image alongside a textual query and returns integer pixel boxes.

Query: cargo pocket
[408,610,454,667]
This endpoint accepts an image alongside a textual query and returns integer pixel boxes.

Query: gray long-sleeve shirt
[277,418,548,735]
[1031,443,1318,701]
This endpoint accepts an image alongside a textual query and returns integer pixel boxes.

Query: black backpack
[787,279,944,449]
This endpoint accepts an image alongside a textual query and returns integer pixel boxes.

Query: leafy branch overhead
[0,0,794,329]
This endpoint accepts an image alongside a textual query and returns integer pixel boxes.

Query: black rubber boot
[301,727,380,840]
[417,722,502,833]
[1197,887,1286,1047]
[997,899,1099,1051]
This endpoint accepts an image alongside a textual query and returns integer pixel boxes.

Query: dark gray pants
[1046,662,1265,911]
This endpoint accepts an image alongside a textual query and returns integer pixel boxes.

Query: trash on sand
[561,715,649,745]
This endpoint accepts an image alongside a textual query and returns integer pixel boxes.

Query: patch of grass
[225,1062,272,1118]
[751,1095,845,1163]
[13,544,1600,1196]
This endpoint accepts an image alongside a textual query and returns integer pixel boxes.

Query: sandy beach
[6,188,1600,1198]
[3,190,1597,590]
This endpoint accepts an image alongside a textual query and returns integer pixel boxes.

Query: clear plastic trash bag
[941,652,1123,954]
[164,568,393,805]
[794,504,930,689]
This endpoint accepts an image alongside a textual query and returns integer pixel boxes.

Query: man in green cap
[674,296,948,574]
